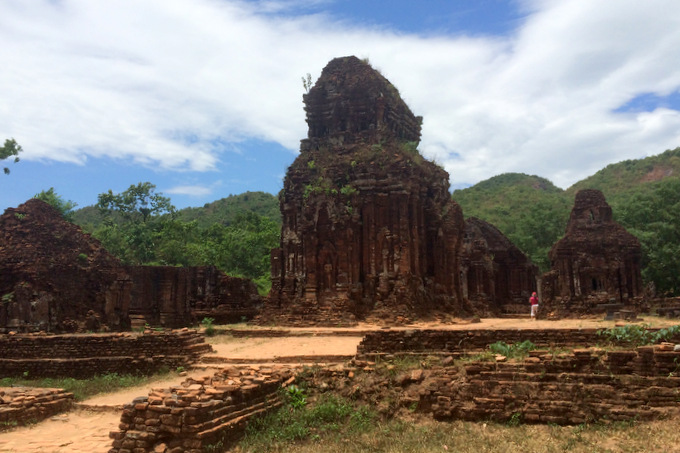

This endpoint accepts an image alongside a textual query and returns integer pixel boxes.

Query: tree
[615,179,680,296]
[1,138,22,174]
[33,188,78,222]
[97,182,175,222]
[95,182,176,265]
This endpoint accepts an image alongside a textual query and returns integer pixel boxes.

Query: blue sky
[1,0,680,211]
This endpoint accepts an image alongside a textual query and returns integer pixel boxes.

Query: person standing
[530,292,539,319]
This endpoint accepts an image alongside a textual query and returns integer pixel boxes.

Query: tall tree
[97,182,175,222]
[95,182,176,264]
[1,138,22,174]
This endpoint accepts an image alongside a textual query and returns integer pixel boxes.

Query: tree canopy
[1,138,22,175]
[97,182,175,222]
[78,183,279,295]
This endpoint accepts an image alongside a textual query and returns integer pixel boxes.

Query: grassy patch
[488,340,536,359]
[373,355,429,376]
[0,372,167,401]
[236,414,680,453]
[239,393,378,451]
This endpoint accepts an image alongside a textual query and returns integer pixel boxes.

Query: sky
[1,0,680,211]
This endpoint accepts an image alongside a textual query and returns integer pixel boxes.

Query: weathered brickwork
[0,387,74,429]
[109,367,294,453]
[125,266,261,328]
[412,352,680,424]
[304,347,680,426]
[347,328,680,424]
[356,328,629,355]
[541,189,643,317]
[0,330,212,378]
[461,217,538,315]
[264,56,467,326]
[0,199,261,333]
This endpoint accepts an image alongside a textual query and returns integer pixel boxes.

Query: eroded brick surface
[541,190,643,317]
[0,199,261,332]
[109,367,295,453]
[462,217,538,315]
[0,329,212,378]
[0,387,74,429]
[263,56,468,326]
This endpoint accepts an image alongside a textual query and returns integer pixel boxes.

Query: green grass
[0,371,167,401]
[236,413,680,453]
[488,340,536,359]
[239,393,378,451]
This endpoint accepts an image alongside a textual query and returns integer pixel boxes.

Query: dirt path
[0,410,119,453]
[0,317,675,452]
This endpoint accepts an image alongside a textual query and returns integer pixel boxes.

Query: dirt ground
[0,316,677,452]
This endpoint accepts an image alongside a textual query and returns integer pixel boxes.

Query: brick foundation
[0,329,212,378]
[357,328,680,355]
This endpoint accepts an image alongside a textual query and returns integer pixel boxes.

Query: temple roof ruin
[462,217,538,315]
[540,189,643,316]
[0,199,126,331]
[303,56,422,147]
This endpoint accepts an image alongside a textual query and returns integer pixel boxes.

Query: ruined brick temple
[540,189,643,316]
[461,217,538,315]
[0,199,261,332]
[265,56,468,325]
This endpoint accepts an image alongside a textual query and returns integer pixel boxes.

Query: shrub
[488,340,536,359]
[597,324,680,347]
[201,317,216,336]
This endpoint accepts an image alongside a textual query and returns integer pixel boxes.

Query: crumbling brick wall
[0,329,212,378]
[0,199,262,333]
[461,217,538,315]
[0,388,74,430]
[356,328,635,355]
[308,347,680,426]
[109,367,294,453]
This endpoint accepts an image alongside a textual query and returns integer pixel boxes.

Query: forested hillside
[72,187,280,295]
[176,191,280,228]
[453,146,680,295]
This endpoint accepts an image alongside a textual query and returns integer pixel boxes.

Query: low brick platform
[357,328,680,355]
[424,348,680,424]
[302,346,680,426]
[109,367,295,453]
[0,387,74,429]
[0,329,212,378]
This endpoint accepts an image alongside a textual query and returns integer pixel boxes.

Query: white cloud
[1,0,679,191]
[166,184,213,197]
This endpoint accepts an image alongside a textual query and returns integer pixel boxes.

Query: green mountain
[176,191,280,229]
[568,147,680,197]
